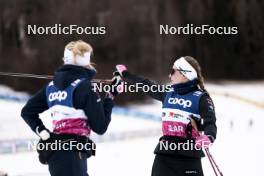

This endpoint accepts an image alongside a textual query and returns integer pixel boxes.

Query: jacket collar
[55,64,96,80]
[171,79,198,94]
[52,64,96,89]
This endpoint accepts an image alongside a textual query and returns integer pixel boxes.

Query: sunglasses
[170,68,192,75]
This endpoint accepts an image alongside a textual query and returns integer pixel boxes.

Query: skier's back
[21,40,122,176]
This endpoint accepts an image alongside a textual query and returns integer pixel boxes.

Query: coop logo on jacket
[48,91,68,102]
[168,97,192,108]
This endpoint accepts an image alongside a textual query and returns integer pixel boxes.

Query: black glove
[37,133,55,164]
[190,115,204,131]
[107,72,124,97]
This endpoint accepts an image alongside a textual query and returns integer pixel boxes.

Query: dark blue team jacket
[21,64,114,135]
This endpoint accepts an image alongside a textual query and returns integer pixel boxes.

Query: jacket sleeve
[199,93,217,142]
[123,71,166,102]
[21,87,49,133]
[74,82,114,135]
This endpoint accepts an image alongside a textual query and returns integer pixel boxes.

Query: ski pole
[206,148,224,176]
[0,71,112,84]
[205,148,219,176]
[205,148,223,176]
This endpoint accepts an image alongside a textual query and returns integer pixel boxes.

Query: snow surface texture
[0,82,263,176]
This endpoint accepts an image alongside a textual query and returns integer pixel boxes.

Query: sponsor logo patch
[48,91,68,102]
[168,97,192,108]
[169,112,174,117]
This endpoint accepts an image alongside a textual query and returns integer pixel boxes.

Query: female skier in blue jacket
[21,40,122,176]
[115,56,217,176]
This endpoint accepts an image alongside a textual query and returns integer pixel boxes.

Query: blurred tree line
[0,0,263,95]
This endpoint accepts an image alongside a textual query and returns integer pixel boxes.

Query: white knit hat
[173,57,197,80]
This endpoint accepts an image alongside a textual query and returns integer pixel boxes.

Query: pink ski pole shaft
[205,148,219,176]
[205,148,223,176]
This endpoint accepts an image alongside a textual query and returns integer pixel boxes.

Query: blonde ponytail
[65,40,96,70]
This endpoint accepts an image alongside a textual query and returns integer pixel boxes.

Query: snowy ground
[0,82,263,176]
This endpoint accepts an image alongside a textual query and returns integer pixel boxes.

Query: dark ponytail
[184,56,205,91]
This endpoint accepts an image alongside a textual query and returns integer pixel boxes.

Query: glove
[36,126,50,141]
[195,135,212,149]
[37,133,54,164]
[115,64,127,76]
[106,74,124,98]
[190,115,204,131]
